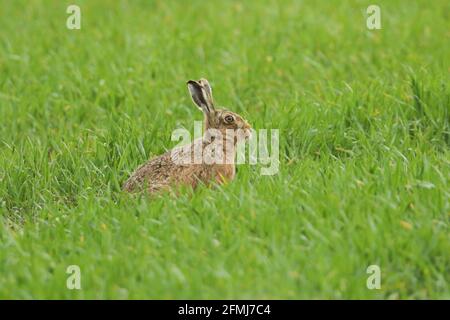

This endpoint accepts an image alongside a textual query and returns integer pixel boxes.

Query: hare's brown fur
[123,79,251,194]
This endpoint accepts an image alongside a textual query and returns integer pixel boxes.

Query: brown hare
[123,78,251,194]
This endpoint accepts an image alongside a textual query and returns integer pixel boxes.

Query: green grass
[0,0,449,299]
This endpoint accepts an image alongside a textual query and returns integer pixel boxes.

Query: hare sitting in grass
[123,78,252,194]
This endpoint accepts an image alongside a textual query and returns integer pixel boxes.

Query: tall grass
[0,0,448,298]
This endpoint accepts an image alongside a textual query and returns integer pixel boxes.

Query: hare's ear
[198,78,214,106]
[187,79,215,114]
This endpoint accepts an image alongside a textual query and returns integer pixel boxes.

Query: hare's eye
[224,115,234,123]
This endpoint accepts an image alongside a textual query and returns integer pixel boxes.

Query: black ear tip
[187,80,197,85]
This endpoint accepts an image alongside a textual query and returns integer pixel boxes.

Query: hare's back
[122,152,175,192]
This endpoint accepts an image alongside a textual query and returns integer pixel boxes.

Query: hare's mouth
[243,128,252,140]
[232,127,252,144]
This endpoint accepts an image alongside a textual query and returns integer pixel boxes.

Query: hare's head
[187,79,251,142]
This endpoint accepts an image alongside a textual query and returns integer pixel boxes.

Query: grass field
[0,0,449,299]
